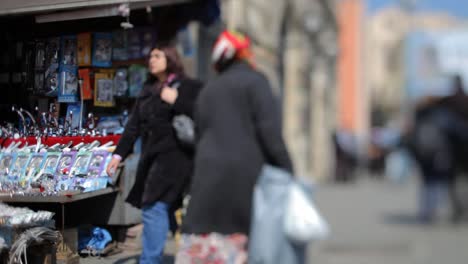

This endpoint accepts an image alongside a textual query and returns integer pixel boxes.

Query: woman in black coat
[106,45,202,264]
[177,30,293,262]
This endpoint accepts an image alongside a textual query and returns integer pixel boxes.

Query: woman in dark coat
[106,45,202,264]
[177,30,293,263]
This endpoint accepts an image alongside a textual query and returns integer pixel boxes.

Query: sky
[366,0,468,18]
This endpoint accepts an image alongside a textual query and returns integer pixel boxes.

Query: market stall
[0,1,220,262]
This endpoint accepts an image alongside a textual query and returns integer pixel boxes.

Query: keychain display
[55,151,77,177]
[10,153,31,180]
[55,150,76,192]
[24,153,46,180]
[88,151,110,178]
[77,33,92,67]
[70,152,92,176]
[0,153,16,177]
[36,152,61,193]
[0,141,114,195]
[114,68,128,97]
[94,72,115,107]
[92,33,113,68]
[43,152,61,175]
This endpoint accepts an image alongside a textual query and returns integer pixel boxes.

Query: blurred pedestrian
[332,129,357,182]
[408,74,468,223]
[176,30,293,263]
[106,44,202,264]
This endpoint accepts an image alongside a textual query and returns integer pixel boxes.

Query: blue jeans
[419,182,448,222]
[140,201,169,264]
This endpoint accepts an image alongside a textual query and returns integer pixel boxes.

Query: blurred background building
[214,0,339,179]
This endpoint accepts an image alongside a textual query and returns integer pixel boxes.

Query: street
[311,176,468,264]
[82,175,468,264]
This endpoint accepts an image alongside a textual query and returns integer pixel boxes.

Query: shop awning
[0,0,191,16]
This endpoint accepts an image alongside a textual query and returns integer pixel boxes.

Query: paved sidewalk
[81,176,468,264]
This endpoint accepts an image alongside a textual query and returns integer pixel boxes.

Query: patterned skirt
[175,233,248,264]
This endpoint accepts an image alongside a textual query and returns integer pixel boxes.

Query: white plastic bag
[284,180,329,244]
[248,165,305,264]
[385,149,413,184]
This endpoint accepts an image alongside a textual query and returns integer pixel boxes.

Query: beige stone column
[283,29,309,176]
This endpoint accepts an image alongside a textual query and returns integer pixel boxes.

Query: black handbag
[172,114,195,145]
[167,78,196,145]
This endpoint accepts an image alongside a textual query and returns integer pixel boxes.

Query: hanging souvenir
[34,71,45,93]
[60,35,78,66]
[34,40,46,70]
[128,64,147,97]
[77,33,92,67]
[94,72,115,107]
[58,65,79,103]
[128,30,142,59]
[78,68,93,100]
[114,68,128,97]
[45,37,60,66]
[92,33,113,67]
[23,41,36,92]
[141,28,156,58]
[112,30,128,61]
[44,38,61,96]
[44,65,59,97]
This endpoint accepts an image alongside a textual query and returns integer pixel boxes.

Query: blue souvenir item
[56,178,75,192]
[24,153,46,180]
[128,64,147,97]
[10,153,31,180]
[114,68,128,97]
[87,227,112,252]
[43,152,61,175]
[66,103,83,129]
[58,65,79,103]
[127,30,141,59]
[88,151,109,178]
[112,30,128,61]
[92,33,113,67]
[56,151,77,177]
[0,153,16,177]
[70,152,92,176]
